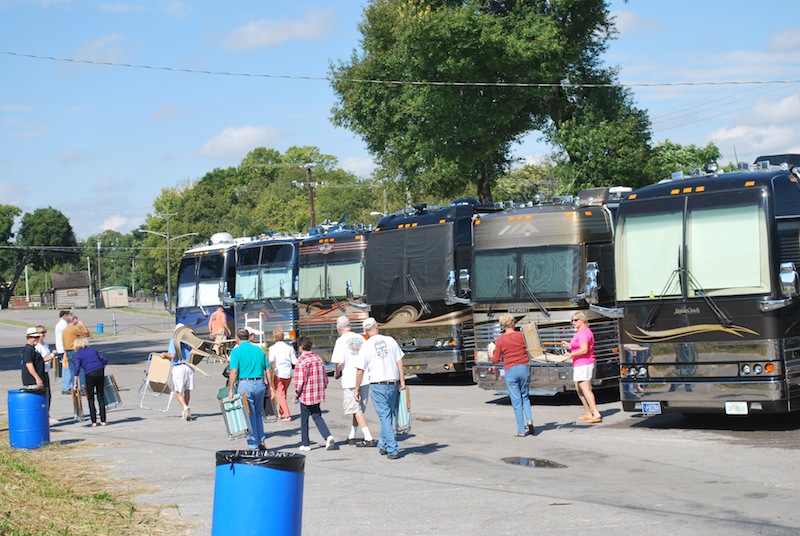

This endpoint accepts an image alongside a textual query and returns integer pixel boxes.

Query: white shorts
[171,363,194,393]
[573,363,595,382]
[342,386,369,415]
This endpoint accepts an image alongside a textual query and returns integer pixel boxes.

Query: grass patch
[0,429,193,535]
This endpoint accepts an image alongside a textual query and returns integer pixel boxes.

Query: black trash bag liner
[215,450,305,474]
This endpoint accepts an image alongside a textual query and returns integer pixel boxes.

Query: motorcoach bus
[366,200,496,378]
[615,159,800,415]
[176,232,252,336]
[297,222,371,361]
[233,233,302,345]
[472,188,626,394]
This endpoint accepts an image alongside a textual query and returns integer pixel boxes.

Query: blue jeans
[237,379,266,449]
[504,364,533,434]
[299,403,331,447]
[61,351,85,392]
[370,383,399,455]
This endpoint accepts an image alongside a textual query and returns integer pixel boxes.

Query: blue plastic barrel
[96,323,104,334]
[212,450,304,536]
[8,389,50,449]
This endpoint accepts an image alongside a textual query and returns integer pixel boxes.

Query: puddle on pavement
[502,456,567,469]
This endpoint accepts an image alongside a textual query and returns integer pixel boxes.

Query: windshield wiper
[684,269,732,327]
[518,275,550,319]
[644,269,681,331]
[487,274,513,318]
[326,275,346,313]
[406,274,431,315]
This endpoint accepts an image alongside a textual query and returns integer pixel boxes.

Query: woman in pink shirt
[561,311,601,423]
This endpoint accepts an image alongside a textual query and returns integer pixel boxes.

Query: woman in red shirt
[491,313,535,437]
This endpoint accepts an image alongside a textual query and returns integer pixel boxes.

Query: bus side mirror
[458,268,471,294]
[346,280,354,300]
[279,278,286,300]
[583,261,601,304]
[779,262,799,298]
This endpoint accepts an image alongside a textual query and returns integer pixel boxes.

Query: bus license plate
[641,402,662,415]
[725,401,748,415]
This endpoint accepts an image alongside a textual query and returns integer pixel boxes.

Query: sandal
[514,432,529,437]
[587,416,602,424]
[578,414,592,421]
[90,423,97,427]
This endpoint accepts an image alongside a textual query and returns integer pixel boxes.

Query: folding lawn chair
[174,326,226,365]
[139,352,174,412]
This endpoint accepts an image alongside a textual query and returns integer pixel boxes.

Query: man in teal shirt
[228,327,274,450]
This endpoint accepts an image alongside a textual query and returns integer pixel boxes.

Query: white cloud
[340,155,376,179]
[150,103,180,123]
[74,33,132,64]
[101,214,129,231]
[0,104,33,112]
[197,125,281,159]
[768,27,800,52]
[222,8,335,51]
[56,149,90,164]
[612,10,660,36]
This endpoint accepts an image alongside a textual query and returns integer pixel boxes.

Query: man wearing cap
[354,317,406,459]
[161,323,195,421]
[331,316,375,446]
[228,327,272,450]
[22,327,46,390]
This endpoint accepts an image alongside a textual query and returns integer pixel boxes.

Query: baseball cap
[362,317,377,331]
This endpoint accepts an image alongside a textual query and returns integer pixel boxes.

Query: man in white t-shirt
[354,317,405,459]
[268,329,297,422]
[331,316,375,447]
[54,310,70,390]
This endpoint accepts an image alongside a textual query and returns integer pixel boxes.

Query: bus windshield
[235,243,296,301]
[298,260,364,300]
[615,189,770,301]
[473,245,581,302]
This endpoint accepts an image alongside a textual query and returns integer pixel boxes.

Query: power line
[3,51,799,89]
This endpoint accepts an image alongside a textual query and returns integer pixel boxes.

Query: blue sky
[1,1,798,239]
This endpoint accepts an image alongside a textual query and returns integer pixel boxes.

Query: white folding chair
[139,352,174,412]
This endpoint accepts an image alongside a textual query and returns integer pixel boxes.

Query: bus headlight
[741,364,752,375]
[753,364,763,374]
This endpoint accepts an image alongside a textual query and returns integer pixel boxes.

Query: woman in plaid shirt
[293,336,336,451]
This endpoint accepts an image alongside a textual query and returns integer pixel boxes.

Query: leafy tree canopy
[330,0,642,201]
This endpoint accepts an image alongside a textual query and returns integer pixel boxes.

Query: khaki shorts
[573,363,595,382]
[342,385,369,415]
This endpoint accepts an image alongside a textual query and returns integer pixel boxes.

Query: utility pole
[141,213,197,313]
[97,240,102,290]
[305,164,316,228]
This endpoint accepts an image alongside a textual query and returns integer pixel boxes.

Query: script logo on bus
[674,307,701,315]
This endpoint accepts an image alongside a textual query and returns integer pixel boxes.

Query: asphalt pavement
[2,307,800,535]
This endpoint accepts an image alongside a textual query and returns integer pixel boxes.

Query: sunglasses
[571,319,580,323]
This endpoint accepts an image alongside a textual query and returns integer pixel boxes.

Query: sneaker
[356,439,378,448]
[180,407,187,420]
[346,437,359,445]
[185,407,191,421]
[299,445,311,452]
[379,448,387,455]
[386,452,400,460]
[325,436,337,450]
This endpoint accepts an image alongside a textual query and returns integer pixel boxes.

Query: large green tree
[0,207,79,308]
[645,140,722,181]
[330,0,643,202]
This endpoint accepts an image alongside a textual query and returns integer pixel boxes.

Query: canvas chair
[521,322,571,363]
[139,352,174,412]
[174,326,226,365]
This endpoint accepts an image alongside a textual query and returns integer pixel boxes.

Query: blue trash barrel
[212,450,304,536]
[8,389,50,449]
[96,323,104,334]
